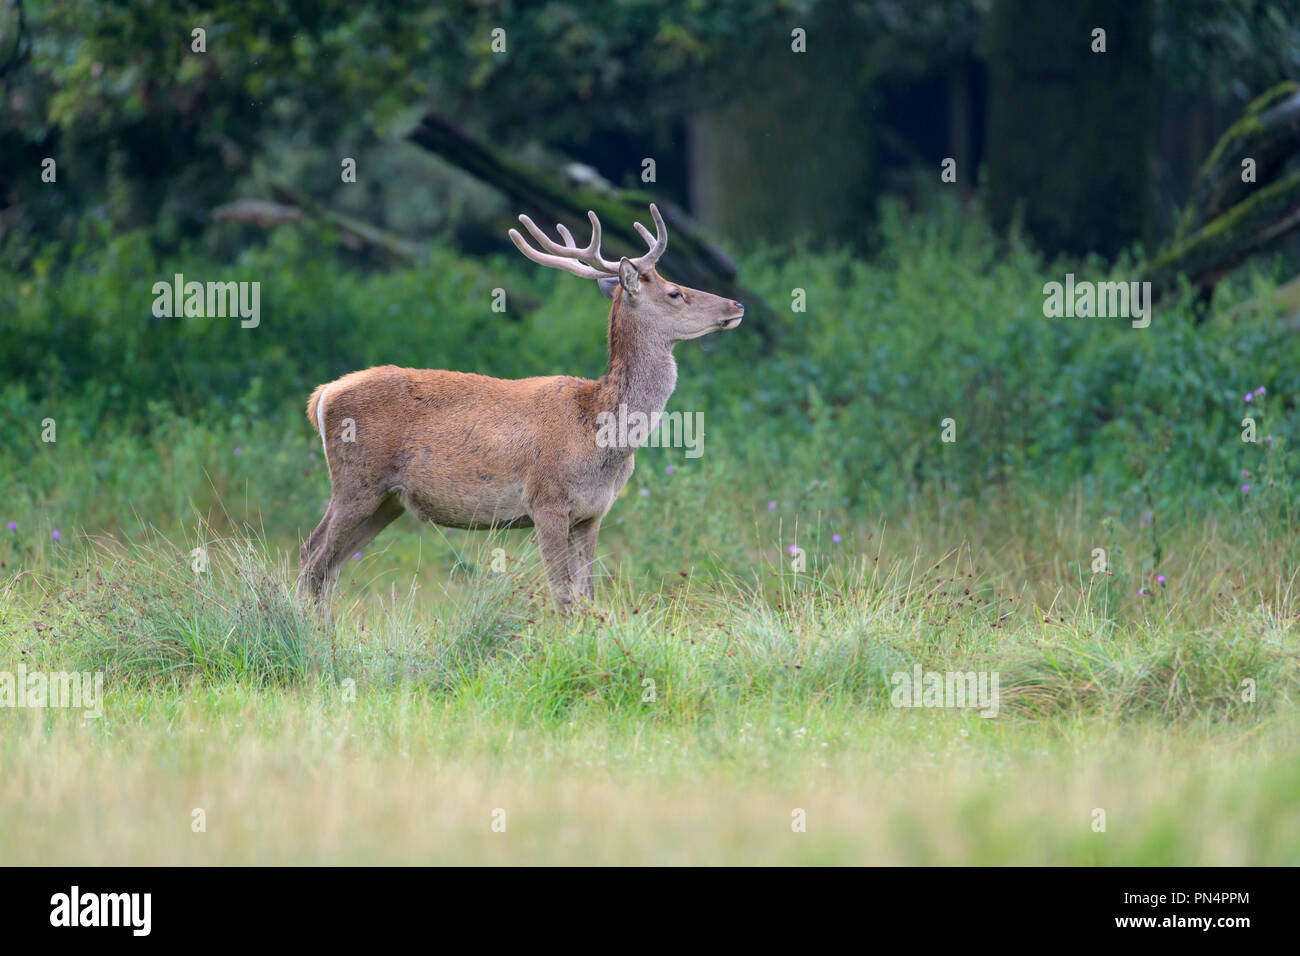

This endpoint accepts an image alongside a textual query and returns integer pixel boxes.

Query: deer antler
[627,203,667,272]
[509,204,669,279]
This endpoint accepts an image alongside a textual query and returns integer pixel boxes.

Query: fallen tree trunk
[1144,83,1300,306]
[1145,170,1300,299]
[1180,82,1300,235]
[211,198,304,229]
[265,178,431,266]
[211,187,429,267]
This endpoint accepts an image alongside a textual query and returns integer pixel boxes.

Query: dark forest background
[4,1,1296,259]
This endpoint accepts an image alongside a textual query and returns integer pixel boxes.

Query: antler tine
[514,210,622,276]
[572,210,621,273]
[628,203,668,271]
[508,227,608,280]
[510,205,666,278]
[555,223,579,248]
[518,213,589,258]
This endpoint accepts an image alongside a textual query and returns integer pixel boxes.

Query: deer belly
[398,478,529,530]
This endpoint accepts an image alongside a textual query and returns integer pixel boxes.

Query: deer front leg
[571,517,602,601]
[532,510,578,610]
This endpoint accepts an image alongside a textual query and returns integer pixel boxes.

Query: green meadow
[2,204,1298,864]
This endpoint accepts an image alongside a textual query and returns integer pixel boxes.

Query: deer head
[508,203,744,342]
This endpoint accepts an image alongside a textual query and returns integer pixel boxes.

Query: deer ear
[618,258,640,298]
[597,275,619,300]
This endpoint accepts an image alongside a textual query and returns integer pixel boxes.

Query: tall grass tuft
[60,530,323,686]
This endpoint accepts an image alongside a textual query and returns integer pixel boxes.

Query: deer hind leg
[571,517,602,601]
[532,509,578,611]
[298,505,338,601]
[299,493,404,601]
[299,503,334,584]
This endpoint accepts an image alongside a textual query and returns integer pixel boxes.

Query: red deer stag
[298,203,743,609]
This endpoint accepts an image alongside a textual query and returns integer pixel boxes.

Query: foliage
[8,0,1292,259]
[2,198,1297,543]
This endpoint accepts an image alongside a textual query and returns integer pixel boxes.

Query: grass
[1,493,1297,864]
[2,695,1294,865]
[2,205,1298,863]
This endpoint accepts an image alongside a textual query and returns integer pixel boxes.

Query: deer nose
[732,301,744,312]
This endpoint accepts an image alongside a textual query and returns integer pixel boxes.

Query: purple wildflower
[6,521,14,531]
[1157,575,1166,584]
[234,446,243,456]
[665,465,673,474]
[788,544,799,556]
[1242,484,1250,493]
[767,500,776,511]
[1244,393,1252,403]
[51,529,60,540]
[831,534,842,543]
[640,488,649,497]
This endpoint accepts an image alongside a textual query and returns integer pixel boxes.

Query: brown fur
[299,234,743,609]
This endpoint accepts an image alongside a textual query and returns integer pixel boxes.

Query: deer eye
[667,289,682,299]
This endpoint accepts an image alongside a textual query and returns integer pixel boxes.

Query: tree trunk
[986,0,1155,258]
[686,6,875,249]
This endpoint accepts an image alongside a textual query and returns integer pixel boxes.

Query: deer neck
[596,300,677,432]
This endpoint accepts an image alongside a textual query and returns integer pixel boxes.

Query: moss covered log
[1180,81,1300,237]
[1145,82,1300,303]
[1145,170,1300,298]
